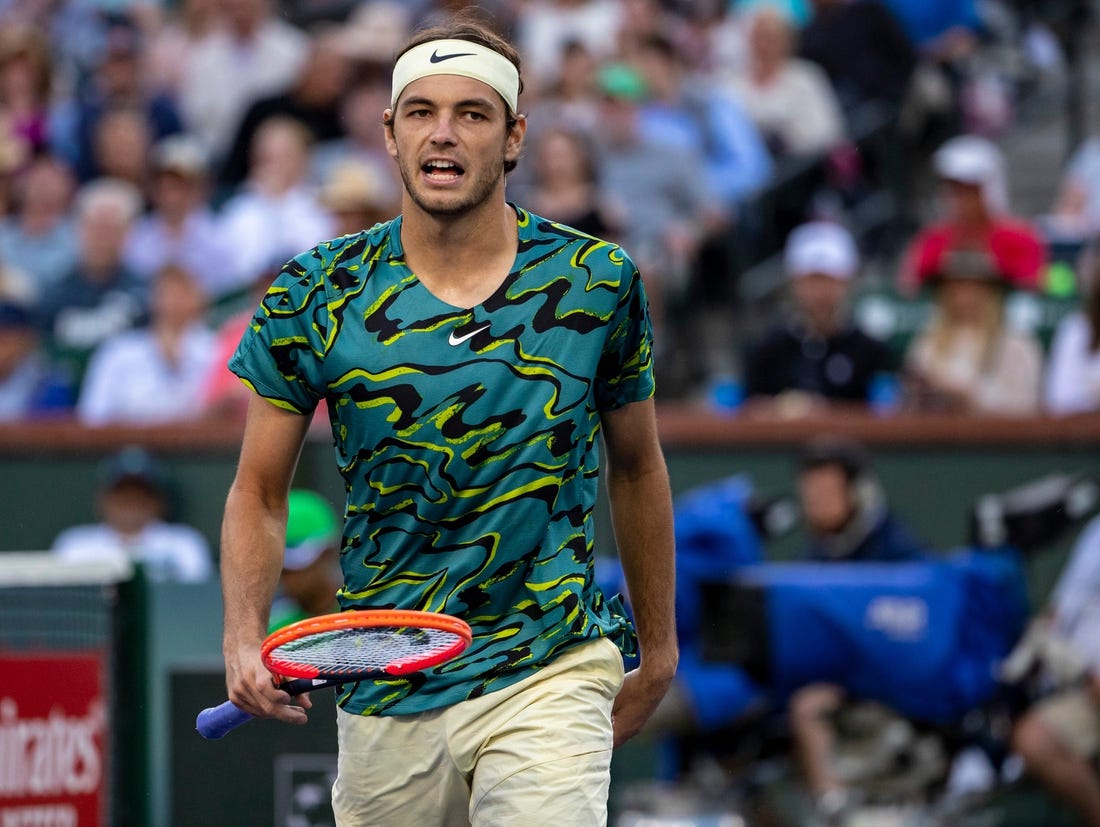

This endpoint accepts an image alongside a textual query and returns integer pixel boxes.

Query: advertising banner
[0,653,108,827]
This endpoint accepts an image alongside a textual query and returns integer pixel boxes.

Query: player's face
[386,74,524,217]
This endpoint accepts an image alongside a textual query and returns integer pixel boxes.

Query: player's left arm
[601,396,678,748]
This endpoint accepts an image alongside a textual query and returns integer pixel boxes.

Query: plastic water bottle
[868,371,900,416]
[708,374,743,415]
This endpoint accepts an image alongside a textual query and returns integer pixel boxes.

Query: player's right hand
[225,644,312,725]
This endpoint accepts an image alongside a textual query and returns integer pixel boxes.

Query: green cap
[598,62,648,102]
[283,489,341,570]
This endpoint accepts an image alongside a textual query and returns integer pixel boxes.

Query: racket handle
[195,679,322,739]
[196,701,253,739]
[280,677,321,695]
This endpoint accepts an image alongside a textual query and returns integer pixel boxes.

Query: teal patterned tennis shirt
[229,206,654,716]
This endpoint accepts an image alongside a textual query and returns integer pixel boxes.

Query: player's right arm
[221,394,313,724]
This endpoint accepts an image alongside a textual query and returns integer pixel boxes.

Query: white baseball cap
[933,134,1007,212]
[784,221,859,280]
[933,134,1003,185]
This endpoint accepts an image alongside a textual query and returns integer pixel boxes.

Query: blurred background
[1,0,1100,825]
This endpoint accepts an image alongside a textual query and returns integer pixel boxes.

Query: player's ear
[505,113,526,165]
[383,108,398,159]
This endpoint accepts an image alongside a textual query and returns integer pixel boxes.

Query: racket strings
[267,625,464,676]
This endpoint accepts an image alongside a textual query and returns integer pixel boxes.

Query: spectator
[268,488,344,631]
[0,23,55,155]
[514,0,623,93]
[178,0,309,164]
[520,39,602,150]
[1044,248,1100,415]
[634,32,772,211]
[75,263,217,426]
[0,296,73,419]
[51,14,183,182]
[123,133,236,297]
[218,24,353,189]
[899,134,1046,295]
[333,0,411,73]
[318,158,395,239]
[903,247,1043,415]
[1010,513,1100,825]
[881,0,983,52]
[797,436,926,563]
[692,0,753,81]
[592,62,723,342]
[0,153,78,298]
[143,0,225,100]
[89,104,153,193]
[723,6,846,159]
[797,0,917,116]
[51,445,214,583]
[737,0,813,27]
[510,125,620,240]
[788,436,928,823]
[742,221,894,413]
[218,115,334,291]
[615,0,691,65]
[37,177,147,383]
[1042,137,1100,243]
[309,74,402,214]
[885,0,995,143]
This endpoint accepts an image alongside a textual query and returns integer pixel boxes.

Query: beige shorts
[331,636,625,827]
[1035,687,1100,759]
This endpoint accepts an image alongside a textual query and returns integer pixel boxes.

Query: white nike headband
[391,39,520,114]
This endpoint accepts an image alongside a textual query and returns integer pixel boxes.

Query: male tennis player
[218,13,677,825]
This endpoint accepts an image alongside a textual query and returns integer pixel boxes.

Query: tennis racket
[196,609,472,740]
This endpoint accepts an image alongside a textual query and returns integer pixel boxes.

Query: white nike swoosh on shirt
[448,324,490,346]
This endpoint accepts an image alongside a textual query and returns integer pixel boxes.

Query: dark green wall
[6,432,1093,825]
[3,437,1094,606]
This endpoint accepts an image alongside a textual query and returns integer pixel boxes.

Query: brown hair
[0,25,54,103]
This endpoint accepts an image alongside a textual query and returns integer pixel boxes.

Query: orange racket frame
[260,609,473,678]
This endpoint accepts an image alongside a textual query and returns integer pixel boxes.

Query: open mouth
[422,159,465,182]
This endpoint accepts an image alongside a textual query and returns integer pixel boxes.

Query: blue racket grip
[196,701,253,739]
[196,679,319,739]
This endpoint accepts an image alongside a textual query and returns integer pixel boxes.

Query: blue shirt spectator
[50,15,183,182]
[0,299,73,419]
[635,33,773,210]
[123,134,238,297]
[0,154,78,298]
[880,0,983,49]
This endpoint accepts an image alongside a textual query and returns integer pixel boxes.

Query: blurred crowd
[0,0,1095,424]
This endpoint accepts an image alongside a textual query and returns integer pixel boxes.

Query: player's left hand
[611,654,677,748]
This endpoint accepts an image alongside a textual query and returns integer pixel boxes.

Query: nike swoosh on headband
[430,49,476,63]
[448,324,490,346]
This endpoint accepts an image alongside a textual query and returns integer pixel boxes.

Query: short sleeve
[228,254,330,414]
[594,250,655,410]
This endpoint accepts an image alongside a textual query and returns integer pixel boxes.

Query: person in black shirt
[798,0,916,115]
[742,221,894,414]
[218,26,353,189]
